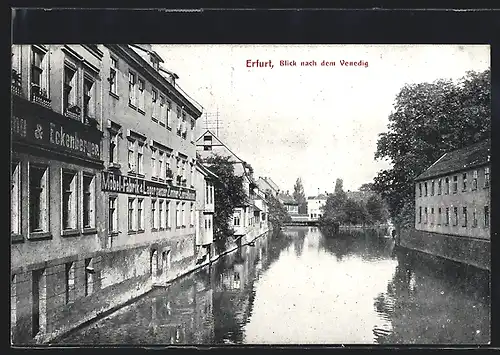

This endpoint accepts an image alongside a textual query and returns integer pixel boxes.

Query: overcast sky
[153,45,490,196]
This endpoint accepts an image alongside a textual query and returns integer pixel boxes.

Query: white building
[307,194,328,220]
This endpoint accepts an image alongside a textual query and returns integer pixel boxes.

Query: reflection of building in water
[212,239,264,344]
[145,272,214,344]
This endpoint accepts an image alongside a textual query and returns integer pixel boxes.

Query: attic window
[151,56,159,71]
[204,136,212,142]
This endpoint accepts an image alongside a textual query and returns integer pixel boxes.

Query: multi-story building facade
[194,162,217,262]
[11,44,106,344]
[98,44,203,285]
[307,194,328,220]
[11,43,206,344]
[401,139,490,271]
[195,130,269,248]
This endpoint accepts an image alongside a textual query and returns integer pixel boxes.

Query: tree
[320,186,348,226]
[373,68,490,228]
[334,178,346,198]
[201,154,247,253]
[366,195,390,224]
[293,178,307,214]
[359,183,374,191]
[342,199,367,225]
[267,194,292,229]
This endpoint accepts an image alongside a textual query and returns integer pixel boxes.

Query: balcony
[30,84,51,109]
[108,162,121,170]
[84,115,99,129]
[11,70,22,97]
[65,104,82,121]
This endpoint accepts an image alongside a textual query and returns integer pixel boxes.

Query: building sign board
[101,171,196,201]
[11,98,101,160]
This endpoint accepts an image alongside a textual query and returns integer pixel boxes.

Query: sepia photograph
[11,10,492,347]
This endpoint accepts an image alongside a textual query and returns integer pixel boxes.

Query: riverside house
[401,139,491,271]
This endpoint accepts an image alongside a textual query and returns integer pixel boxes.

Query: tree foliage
[320,179,390,227]
[372,69,491,228]
[366,194,390,223]
[334,178,346,197]
[201,154,247,252]
[293,177,307,214]
[267,194,292,229]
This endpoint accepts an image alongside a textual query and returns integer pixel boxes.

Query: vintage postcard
[11,14,491,346]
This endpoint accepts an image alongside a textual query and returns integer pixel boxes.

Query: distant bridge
[283,214,319,226]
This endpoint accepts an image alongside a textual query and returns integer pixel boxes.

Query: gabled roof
[262,177,279,192]
[195,161,219,180]
[196,129,245,164]
[415,139,491,181]
[256,177,279,193]
[278,193,298,205]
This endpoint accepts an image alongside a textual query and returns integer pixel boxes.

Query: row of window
[11,162,96,237]
[233,210,266,227]
[12,45,196,139]
[117,197,196,233]
[418,167,490,198]
[12,45,100,125]
[124,66,196,141]
[417,205,490,228]
[110,133,194,186]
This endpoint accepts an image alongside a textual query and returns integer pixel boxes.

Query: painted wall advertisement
[101,171,196,200]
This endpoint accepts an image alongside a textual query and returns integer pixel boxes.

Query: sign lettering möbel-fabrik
[11,114,101,160]
[101,171,196,200]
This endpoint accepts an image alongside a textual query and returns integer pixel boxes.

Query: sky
[153,44,490,197]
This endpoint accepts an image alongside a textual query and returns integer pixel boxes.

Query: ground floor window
[62,170,78,230]
[85,258,94,296]
[128,198,135,231]
[65,262,76,304]
[109,196,118,232]
[29,165,49,233]
[11,161,21,235]
[82,174,95,229]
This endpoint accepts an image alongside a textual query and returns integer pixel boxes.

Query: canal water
[55,227,490,345]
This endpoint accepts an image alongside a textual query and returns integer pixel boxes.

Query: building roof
[415,139,491,181]
[278,193,298,205]
[196,129,246,165]
[262,177,280,192]
[195,161,219,180]
[257,177,280,194]
[307,194,328,200]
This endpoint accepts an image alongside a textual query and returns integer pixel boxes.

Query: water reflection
[57,227,490,345]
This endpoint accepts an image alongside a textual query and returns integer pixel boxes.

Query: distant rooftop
[415,139,491,181]
[278,193,298,205]
[307,194,328,200]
